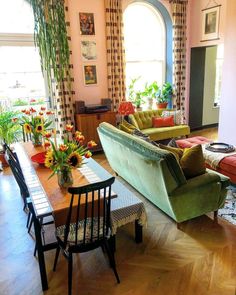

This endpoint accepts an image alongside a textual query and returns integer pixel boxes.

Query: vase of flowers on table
[44,124,97,189]
[20,107,53,146]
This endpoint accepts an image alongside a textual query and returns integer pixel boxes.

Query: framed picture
[79,12,95,35]
[81,41,97,61]
[83,65,97,85]
[201,6,220,41]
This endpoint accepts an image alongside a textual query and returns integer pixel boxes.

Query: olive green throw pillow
[180,144,206,179]
[119,120,136,134]
[159,144,183,161]
[160,144,206,179]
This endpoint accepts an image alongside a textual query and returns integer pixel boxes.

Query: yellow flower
[68,152,82,168]
[44,150,54,168]
[24,123,32,134]
[35,124,44,133]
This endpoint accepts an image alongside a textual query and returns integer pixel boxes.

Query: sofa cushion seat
[141,125,190,141]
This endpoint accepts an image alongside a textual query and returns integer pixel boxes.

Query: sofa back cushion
[129,110,164,130]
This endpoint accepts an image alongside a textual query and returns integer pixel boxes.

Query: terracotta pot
[0,152,9,167]
[156,102,168,109]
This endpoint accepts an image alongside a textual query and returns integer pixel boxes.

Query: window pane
[0,0,34,34]
[0,46,46,110]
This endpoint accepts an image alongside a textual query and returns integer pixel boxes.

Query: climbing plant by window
[123,2,166,93]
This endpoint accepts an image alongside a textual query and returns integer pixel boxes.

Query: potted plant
[156,82,173,109]
[0,110,21,166]
[127,77,145,111]
[142,81,159,110]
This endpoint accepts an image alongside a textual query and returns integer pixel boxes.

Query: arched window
[123,1,171,104]
[0,0,48,111]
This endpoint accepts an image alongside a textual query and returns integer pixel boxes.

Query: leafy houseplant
[0,110,21,166]
[44,125,97,188]
[142,81,159,109]
[156,82,173,109]
[127,77,145,109]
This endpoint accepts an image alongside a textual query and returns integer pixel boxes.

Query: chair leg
[53,246,60,271]
[28,216,33,233]
[68,253,73,295]
[104,240,120,284]
[34,244,37,257]
[26,212,31,228]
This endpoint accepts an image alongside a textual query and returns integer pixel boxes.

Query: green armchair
[97,122,229,223]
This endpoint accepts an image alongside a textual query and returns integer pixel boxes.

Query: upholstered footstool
[176,136,236,184]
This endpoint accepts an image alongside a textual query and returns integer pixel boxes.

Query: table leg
[109,235,116,252]
[33,215,48,291]
[135,220,143,243]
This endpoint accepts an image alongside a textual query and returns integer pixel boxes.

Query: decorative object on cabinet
[83,65,97,85]
[79,12,95,35]
[201,5,221,42]
[118,101,135,123]
[81,40,97,61]
[75,111,116,151]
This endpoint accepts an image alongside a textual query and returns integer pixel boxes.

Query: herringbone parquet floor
[1,128,236,295]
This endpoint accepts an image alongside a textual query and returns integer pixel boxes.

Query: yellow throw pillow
[180,144,205,179]
[159,144,184,161]
[119,120,136,134]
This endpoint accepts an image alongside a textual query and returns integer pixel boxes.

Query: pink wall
[67,0,108,105]
[218,0,236,145]
[185,0,227,122]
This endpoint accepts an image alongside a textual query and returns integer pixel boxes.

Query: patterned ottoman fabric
[176,136,236,183]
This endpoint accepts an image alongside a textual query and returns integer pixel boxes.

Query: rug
[218,187,236,225]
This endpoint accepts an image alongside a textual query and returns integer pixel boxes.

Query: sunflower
[35,124,44,133]
[24,123,32,134]
[68,152,82,168]
[44,150,54,168]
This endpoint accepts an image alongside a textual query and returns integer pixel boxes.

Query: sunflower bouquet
[20,107,53,146]
[44,124,97,188]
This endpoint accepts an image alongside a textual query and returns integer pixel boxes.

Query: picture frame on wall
[201,5,221,41]
[79,12,95,35]
[83,65,97,85]
[81,41,97,61]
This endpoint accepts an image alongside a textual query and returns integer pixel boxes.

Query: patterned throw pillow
[162,110,182,125]
[133,129,159,147]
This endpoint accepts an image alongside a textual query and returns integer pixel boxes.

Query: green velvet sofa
[129,110,190,141]
[97,122,229,223]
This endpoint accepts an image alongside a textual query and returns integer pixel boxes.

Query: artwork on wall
[81,41,97,61]
[79,12,95,35]
[83,65,97,85]
[201,5,221,41]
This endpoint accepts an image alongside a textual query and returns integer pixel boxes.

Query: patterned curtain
[51,1,75,137]
[169,0,188,116]
[105,0,126,111]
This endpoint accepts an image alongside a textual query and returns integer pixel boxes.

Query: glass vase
[57,168,73,188]
[31,133,42,147]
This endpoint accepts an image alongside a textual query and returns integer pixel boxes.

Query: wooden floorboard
[1,128,236,295]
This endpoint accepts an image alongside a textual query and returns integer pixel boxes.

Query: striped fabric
[170,0,188,121]
[105,0,126,111]
[51,0,75,138]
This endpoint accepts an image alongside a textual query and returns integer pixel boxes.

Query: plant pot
[136,106,142,112]
[147,98,153,110]
[0,152,8,167]
[156,102,168,109]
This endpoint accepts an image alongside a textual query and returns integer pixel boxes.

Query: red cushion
[176,136,212,148]
[152,116,174,127]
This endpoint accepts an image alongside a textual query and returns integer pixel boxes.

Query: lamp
[118,101,135,123]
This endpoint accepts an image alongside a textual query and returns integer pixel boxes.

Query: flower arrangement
[20,107,54,146]
[44,124,97,188]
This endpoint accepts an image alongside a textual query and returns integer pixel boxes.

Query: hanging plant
[25,0,71,89]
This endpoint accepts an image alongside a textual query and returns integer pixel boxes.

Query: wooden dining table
[14,142,147,292]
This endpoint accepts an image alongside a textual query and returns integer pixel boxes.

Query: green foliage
[142,81,159,99]
[26,0,71,91]
[127,77,145,108]
[13,98,28,106]
[0,111,21,147]
[156,82,173,103]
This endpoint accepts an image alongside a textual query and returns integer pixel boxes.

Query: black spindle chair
[53,177,120,295]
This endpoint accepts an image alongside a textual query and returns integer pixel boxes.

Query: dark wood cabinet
[75,111,116,151]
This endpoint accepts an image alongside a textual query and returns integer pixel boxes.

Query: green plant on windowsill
[127,77,145,109]
[142,81,159,109]
[156,82,173,103]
